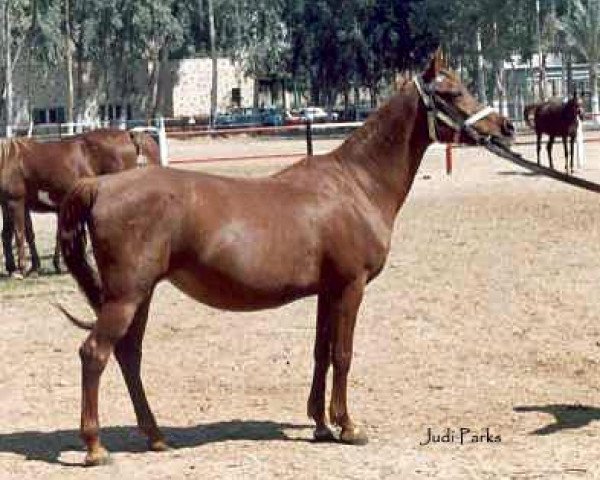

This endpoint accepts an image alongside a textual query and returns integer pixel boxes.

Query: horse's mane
[0,138,30,169]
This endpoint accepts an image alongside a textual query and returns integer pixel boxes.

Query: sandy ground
[2,135,600,478]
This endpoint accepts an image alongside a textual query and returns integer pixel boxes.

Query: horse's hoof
[313,425,336,442]
[84,446,111,467]
[340,426,369,445]
[148,438,171,452]
[26,269,39,278]
[9,271,24,280]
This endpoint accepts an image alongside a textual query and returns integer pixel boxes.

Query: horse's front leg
[328,273,368,445]
[6,199,27,277]
[307,291,335,441]
[536,133,542,165]
[546,136,555,170]
[562,135,569,174]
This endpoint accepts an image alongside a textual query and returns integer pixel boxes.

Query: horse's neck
[336,84,430,225]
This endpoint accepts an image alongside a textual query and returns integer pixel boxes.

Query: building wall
[8,57,259,126]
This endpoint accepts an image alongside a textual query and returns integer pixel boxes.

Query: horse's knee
[79,337,112,374]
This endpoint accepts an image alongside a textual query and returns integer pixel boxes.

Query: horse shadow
[0,419,312,466]
[514,404,600,435]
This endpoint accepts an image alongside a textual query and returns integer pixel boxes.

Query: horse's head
[415,50,515,147]
[567,91,584,121]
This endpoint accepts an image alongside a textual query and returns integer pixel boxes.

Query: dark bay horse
[524,92,583,173]
[0,128,159,277]
[57,52,514,466]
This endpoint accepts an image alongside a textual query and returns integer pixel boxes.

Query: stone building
[6,56,264,128]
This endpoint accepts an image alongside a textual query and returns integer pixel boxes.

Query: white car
[299,107,339,122]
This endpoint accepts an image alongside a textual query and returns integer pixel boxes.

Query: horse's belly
[168,268,318,312]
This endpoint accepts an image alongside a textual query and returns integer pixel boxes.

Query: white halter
[413,75,497,142]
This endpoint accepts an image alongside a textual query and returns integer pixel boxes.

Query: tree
[561,0,600,116]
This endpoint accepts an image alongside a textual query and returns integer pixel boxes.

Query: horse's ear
[423,48,444,83]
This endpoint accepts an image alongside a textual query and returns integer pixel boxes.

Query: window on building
[231,88,241,107]
[32,108,47,125]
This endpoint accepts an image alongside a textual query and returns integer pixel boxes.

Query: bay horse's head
[415,51,515,147]
[566,90,584,121]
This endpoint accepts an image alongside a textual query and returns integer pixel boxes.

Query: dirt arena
[2,134,600,479]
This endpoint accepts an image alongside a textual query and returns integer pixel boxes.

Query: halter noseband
[414,74,497,143]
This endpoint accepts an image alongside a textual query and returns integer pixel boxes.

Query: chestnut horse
[0,128,159,277]
[524,92,583,173]
[57,52,514,466]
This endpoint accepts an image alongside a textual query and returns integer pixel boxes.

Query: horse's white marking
[37,191,56,207]
[136,154,148,167]
[576,118,585,169]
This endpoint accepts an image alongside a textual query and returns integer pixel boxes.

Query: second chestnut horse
[0,128,159,277]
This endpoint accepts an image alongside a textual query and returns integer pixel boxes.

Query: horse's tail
[523,105,536,129]
[129,131,161,166]
[56,178,102,330]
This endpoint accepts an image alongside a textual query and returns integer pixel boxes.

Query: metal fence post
[306,119,313,156]
[158,116,169,167]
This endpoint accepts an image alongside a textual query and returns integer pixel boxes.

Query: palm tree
[560,0,600,117]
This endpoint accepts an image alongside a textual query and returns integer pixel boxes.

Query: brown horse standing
[57,52,514,466]
[524,92,583,173]
[0,128,159,277]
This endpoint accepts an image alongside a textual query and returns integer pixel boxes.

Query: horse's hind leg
[328,274,368,445]
[307,292,335,441]
[536,133,542,165]
[5,199,27,277]
[546,136,555,169]
[24,208,41,274]
[79,300,139,466]
[1,201,16,275]
[114,294,167,452]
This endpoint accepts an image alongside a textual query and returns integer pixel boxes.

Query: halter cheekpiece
[413,74,496,143]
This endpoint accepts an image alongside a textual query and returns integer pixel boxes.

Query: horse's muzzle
[501,119,515,139]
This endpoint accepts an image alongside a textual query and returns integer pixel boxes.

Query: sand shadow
[0,419,312,466]
[514,404,600,435]
[497,171,543,177]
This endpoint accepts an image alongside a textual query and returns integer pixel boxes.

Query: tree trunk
[3,0,13,137]
[566,52,573,96]
[539,53,547,101]
[64,0,74,133]
[208,0,218,128]
[476,28,487,105]
[590,62,598,121]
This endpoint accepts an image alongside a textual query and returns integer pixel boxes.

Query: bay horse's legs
[328,275,368,445]
[79,300,139,466]
[113,295,168,452]
[52,228,62,273]
[1,201,16,275]
[307,292,335,441]
[24,208,41,274]
[562,136,569,174]
[536,133,542,165]
[546,136,555,169]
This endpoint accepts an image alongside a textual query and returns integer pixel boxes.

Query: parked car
[215,108,262,128]
[284,109,303,125]
[298,107,339,123]
[261,107,284,127]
